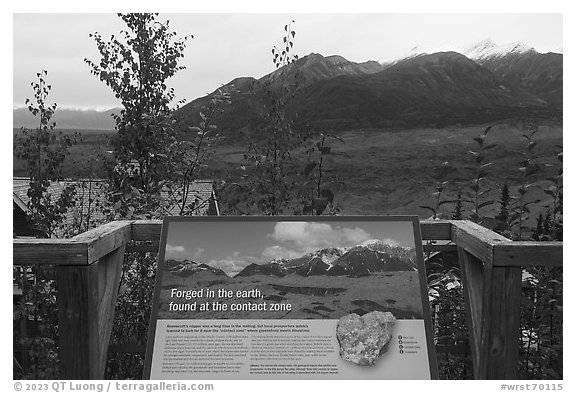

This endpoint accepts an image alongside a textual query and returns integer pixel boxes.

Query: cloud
[270,222,372,252]
[165,245,205,261]
[261,245,303,261]
[165,244,188,259]
[192,247,205,259]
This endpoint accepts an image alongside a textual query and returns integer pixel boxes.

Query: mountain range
[164,258,229,278]
[13,40,562,132]
[13,107,120,130]
[174,40,562,135]
[165,239,417,279]
[464,39,563,108]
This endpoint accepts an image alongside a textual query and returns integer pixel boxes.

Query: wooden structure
[13,178,219,237]
[13,219,562,379]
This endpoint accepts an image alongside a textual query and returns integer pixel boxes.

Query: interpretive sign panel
[144,216,437,379]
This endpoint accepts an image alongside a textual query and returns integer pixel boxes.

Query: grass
[13,120,562,224]
[13,128,116,178]
[208,120,562,223]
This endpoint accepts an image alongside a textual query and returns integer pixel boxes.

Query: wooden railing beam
[451,220,510,263]
[420,220,452,241]
[73,221,132,263]
[493,241,563,267]
[129,219,454,242]
[125,243,160,253]
[13,221,132,265]
[14,239,88,265]
[13,218,563,381]
[131,220,162,242]
[423,243,456,253]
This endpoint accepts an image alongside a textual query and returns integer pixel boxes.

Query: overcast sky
[13,13,562,111]
[164,220,416,276]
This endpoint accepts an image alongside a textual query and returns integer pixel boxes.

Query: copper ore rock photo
[336,311,396,366]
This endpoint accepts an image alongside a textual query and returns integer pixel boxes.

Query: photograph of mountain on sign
[157,220,424,320]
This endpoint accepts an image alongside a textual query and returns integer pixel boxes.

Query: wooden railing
[13,219,562,380]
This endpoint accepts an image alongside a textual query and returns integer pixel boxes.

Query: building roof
[160,181,218,216]
[14,178,110,229]
[13,177,218,235]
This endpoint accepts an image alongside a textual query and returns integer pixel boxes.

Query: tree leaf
[473,137,484,146]
[320,189,334,203]
[478,200,494,209]
[313,198,328,215]
[303,162,317,177]
[419,206,436,215]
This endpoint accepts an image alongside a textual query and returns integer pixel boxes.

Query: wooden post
[459,247,522,379]
[56,245,125,379]
[96,245,126,374]
[480,265,522,379]
[452,221,522,379]
[457,247,484,377]
[56,262,98,379]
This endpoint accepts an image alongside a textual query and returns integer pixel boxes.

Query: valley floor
[13,121,563,225]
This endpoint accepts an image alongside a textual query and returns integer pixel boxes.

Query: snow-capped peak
[360,239,383,247]
[382,44,456,64]
[405,45,426,59]
[382,39,545,65]
[464,39,533,60]
[312,247,347,265]
[359,238,402,248]
[463,38,497,59]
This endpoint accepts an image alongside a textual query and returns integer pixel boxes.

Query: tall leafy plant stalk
[302,133,345,215]
[494,183,512,237]
[14,70,78,237]
[166,89,231,215]
[241,21,302,215]
[85,13,192,219]
[518,144,563,379]
[509,128,540,240]
[519,234,563,380]
[541,147,563,240]
[420,161,452,219]
[451,190,464,220]
[13,71,78,379]
[272,21,298,69]
[106,250,157,379]
[427,259,471,379]
[466,126,497,223]
[85,13,192,379]
[420,161,469,375]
